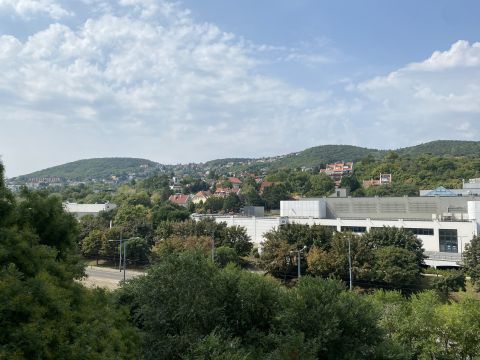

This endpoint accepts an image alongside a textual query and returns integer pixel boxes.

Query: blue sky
[0,0,479,177]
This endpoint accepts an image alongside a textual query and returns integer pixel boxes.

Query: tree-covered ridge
[204,140,480,174]
[14,140,480,183]
[17,157,160,181]
[396,140,480,157]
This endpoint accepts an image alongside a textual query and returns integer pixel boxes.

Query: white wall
[280,200,326,218]
[215,216,284,246]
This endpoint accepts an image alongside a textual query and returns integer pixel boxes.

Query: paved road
[83,266,145,289]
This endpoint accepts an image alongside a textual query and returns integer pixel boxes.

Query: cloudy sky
[1,0,479,177]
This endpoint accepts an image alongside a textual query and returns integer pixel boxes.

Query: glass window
[405,228,434,236]
[341,226,367,233]
[439,229,458,253]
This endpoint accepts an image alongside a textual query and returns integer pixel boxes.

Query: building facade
[195,195,480,268]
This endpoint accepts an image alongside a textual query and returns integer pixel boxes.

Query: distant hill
[205,141,480,173]
[396,140,480,157]
[271,145,385,169]
[15,140,480,181]
[17,158,160,181]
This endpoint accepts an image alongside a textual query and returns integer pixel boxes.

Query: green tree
[372,247,421,287]
[0,164,140,358]
[463,235,480,289]
[81,229,104,265]
[204,196,224,213]
[116,252,222,359]
[125,237,150,266]
[222,193,242,213]
[306,173,335,197]
[340,174,360,192]
[214,246,240,267]
[281,277,383,359]
[363,227,425,267]
[262,184,290,210]
[307,232,373,281]
[261,224,333,278]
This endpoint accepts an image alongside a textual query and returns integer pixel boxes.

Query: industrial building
[63,202,117,219]
[194,195,480,268]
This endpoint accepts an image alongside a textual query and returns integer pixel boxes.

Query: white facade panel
[196,213,479,268]
[215,216,283,246]
[280,200,326,218]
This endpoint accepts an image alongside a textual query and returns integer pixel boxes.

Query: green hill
[15,140,480,181]
[271,145,385,169]
[396,140,480,157]
[17,158,160,181]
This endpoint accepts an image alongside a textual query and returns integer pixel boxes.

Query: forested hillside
[396,140,480,157]
[17,157,160,181]
[14,140,480,183]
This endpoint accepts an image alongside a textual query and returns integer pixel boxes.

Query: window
[341,226,367,233]
[405,228,434,236]
[439,229,458,253]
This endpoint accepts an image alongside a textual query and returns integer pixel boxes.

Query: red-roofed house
[259,181,274,194]
[214,187,241,198]
[227,177,242,189]
[192,191,211,204]
[168,194,192,208]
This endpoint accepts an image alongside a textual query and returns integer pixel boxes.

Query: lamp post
[348,236,352,291]
[291,246,307,278]
[108,231,131,282]
[211,229,215,262]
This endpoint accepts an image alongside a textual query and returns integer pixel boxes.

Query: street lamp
[108,230,134,282]
[348,236,352,291]
[291,246,307,278]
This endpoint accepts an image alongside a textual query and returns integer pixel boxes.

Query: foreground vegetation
[4,162,480,359]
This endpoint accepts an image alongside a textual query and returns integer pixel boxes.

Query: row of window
[334,227,459,253]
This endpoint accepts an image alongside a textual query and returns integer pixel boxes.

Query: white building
[194,196,480,268]
[63,202,117,219]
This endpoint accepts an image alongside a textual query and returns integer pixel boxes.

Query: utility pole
[292,246,307,278]
[123,238,127,282]
[108,230,130,282]
[118,230,123,272]
[348,236,353,291]
[297,249,301,278]
[211,229,215,262]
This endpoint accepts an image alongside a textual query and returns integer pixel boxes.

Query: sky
[0,0,479,177]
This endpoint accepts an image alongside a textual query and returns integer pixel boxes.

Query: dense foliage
[116,251,391,360]
[263,225,425,290]
[0,164,139,358]
[17,157,159,182]
[116,251,480,360]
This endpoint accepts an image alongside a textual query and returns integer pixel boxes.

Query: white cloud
[0,0,71,19]
[356,40,480,143]
[0,1,354,176]
[1,1,480,177]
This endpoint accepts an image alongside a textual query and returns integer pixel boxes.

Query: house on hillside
[168,194,192,208]
[214,187,241,198]
[192,191,211,204]
[363,173,392,188]
[259,181,274,194]
[228,177,242,189]
[320,161,354,186]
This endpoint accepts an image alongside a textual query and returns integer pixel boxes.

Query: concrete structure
[195,195,480,268]
[280,199,326,218]
[363,173,392,188]
[242,206,265,217]
[421,178,480,197]
[63,202,117,219]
